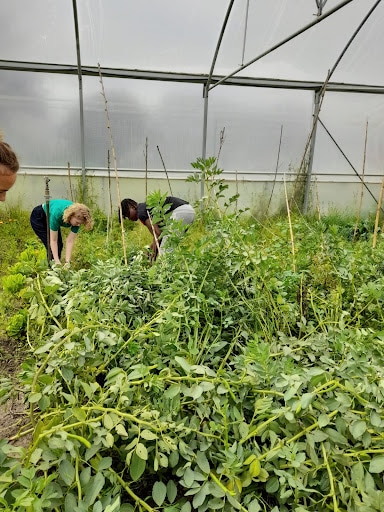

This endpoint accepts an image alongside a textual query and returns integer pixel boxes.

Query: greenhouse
[1,0,384,213]
[1,1,384,511]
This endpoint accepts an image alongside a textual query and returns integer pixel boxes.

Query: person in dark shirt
[120,196,195,260]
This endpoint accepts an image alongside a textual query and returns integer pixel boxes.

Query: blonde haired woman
[30,199,94,265]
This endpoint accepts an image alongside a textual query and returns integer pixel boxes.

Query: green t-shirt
[42,199,80,233]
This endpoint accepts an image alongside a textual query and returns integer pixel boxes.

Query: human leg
[30,205,48,250]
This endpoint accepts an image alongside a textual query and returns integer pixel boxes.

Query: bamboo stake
[372,177,384,249]
[353,120,368,241]
[156,145,173,196]
[284,174,296,272]
[144,137,148,198]
[107,149,112,220]
[313,177,321,221]
[106,150,112,245]
[235,169,238,214]
[98,63,127,265]
[267,124,283,215]
[67,162,74,201]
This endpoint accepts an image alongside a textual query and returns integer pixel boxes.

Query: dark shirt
[137,196,189,224]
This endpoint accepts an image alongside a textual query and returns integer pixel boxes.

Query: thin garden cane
[284,173,296,272]
[144,136,148,198]
[98,63,127,265]
[67,161,74,201]
[353,120,368,241]
[267,124,283,216]
[372,176,384,249]
[106,149,113,244]
[156,145,173,196]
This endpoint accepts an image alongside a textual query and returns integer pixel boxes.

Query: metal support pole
[200,0,235,210]
[44,177,52,264]
[303,90,321,213]
[201,84,209,210]
[72,0,86,201]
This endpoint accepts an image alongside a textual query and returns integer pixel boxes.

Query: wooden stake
[353,120,368,241]
[373,177,384,249]
[267,124,283,215]
[98,63,127,265]
[67,162,74,201]
[284,174,296,272]
[157,145,173,196]
[144,137,148,198]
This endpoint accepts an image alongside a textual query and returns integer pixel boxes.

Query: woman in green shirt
[30,199,93,265]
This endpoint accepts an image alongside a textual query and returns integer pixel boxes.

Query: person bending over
[0,138,19,202]
[120,196,195,260]
[30,199,94,265]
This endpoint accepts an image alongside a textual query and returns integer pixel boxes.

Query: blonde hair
[0,133,19,174]
[63,203,94,231]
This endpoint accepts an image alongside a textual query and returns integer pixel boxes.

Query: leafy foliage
[2,198,384,510]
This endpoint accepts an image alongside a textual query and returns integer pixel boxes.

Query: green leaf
[140,429,157,440]
[183,467,195,487]
[104,413,116,430]
[83,473,105,507]
[130,452,146,481]
[181,502,192,512]
[98,457,112,470]
[349,420,367,439]
[370,410,381,427]
[38,394,50,411]
[192,484,208,508]
[351,462,364,489]
[136,442,148,460]
[196,451,210,474]
[34,342,54,354]
[59,459,75,486]
[266,476,279,493]
[324,428,348,445]
[164,385,180,399]
[115,423,128,437]
[105,497,123,512]
[318,413,330,428]
[29,448,43,465]
[167,480,177,503]
[152,481,167,506]
[174,356,191,373]
[64,492,77,511]
[28,392,42,404]
[369,456,384,473]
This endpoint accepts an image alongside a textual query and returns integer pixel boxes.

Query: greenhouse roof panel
[1,0,383,86]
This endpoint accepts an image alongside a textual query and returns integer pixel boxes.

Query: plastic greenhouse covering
[1,0,384,213]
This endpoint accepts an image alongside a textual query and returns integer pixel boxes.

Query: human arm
[144,219,161,260]
[49,230,61,264]
[65,231,78,263]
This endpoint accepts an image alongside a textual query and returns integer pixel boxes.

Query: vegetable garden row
[1,190,384,511]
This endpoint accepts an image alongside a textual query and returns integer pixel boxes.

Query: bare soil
[0,336,31,448]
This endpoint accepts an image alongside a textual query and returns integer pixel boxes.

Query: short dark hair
[119,198,137,221]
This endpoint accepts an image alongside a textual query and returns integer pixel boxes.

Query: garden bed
[1,203,384,511]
